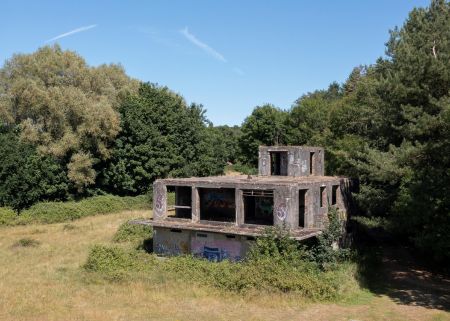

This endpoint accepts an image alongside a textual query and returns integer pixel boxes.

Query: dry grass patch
[0,209,448,321]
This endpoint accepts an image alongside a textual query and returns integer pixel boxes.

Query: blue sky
[1,0,429,125]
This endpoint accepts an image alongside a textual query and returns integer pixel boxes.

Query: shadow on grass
[138,237,153,253]
[352,217,450,311]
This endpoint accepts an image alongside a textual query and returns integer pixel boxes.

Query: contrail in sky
[180,26,226,62]
[45,24,97,43]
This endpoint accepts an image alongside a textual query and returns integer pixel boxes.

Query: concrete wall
[153,178,350,230]
[153,227,255,261]
[258,146,325,177]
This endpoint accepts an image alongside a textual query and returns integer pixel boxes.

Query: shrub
[83,244,155,281]
[0,207,17,226]
[307,207,352,270]
[84,245,138,273]
[247,225,307,263]
[113,221,152,243]
[2,194,150,226]
[159,253,357,300]
[13,238,41,248]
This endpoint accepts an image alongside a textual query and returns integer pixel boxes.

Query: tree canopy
[0,45,138,190]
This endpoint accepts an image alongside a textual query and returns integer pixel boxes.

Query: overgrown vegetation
[112,221,152,244]
[0,195,150,226]
[85,210,358,300]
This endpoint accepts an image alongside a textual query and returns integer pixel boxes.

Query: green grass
[0,194,151,226]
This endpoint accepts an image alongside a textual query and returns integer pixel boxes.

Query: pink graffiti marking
[275,203,287,221]
[155,193,164,216]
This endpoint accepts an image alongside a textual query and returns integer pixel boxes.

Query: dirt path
[380,245,450,311]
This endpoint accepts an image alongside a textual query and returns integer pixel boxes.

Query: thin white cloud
[233,67,245,76]
[45,24,97,43]
[180,27,226,62]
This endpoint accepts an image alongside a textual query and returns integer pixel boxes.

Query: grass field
[0,210,448,321]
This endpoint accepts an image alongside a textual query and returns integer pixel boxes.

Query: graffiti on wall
[154,192,164,217]
[202,189,235,209]
[191,239,241,262]
[275,203,287,221]
[301,159,308,174]
[155,240,189,255]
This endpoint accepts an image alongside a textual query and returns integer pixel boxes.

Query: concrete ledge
[130,219,322,241]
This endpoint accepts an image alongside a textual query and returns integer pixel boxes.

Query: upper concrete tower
[258,146,325,177]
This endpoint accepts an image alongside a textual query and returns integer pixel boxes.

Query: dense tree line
[0,1,448,261]
[0,46,229,209]
[238,0,450,263]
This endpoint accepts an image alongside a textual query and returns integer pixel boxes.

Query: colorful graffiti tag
[155,240,189,255]
[203,190,235,209]
[191,238,241,262]
[154,193,164,216]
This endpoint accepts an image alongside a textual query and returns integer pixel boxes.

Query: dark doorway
[199,188,236,222]
[243,190,274,225]
[332,185,338,205]
[270,152,288,176]
[299,189,307,227]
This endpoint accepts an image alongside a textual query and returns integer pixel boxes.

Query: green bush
[113,221,152,243]
[307,207,352,270]
[13,238,41,248]
[85,221,358,300]
[225,163,258,175]
[0,207,17,226]
[83,244,155,281]
[1,194,150,226]
[84,245,140,273]
[0,131,69,211]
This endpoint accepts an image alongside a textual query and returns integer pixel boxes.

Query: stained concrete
[146,145,355,261]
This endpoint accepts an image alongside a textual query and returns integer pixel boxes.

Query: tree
[207,125,242,164]
[0,130,68,211]
[99,83,224,195]
[333,0,450,262]
[239,104,288,165]
[0,45,138,191]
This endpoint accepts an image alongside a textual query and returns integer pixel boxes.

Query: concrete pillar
[191,186,200,223]
[153,181,167,221]
[273,187,292,228]
[235,189,244,226]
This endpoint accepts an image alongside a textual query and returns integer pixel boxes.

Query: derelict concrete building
[148,146,353,261]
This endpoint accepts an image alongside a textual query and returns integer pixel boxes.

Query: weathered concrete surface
[146,145,355,260]
[152,175,350,229]
[258,146,324,177]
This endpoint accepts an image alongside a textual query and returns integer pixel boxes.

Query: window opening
[167,186,192,219]
[320,186,326,208]
[243,189,274,225]
[331,185,338,205]
[199,188,236,222]
[299,189,307,227]
[270,152,288,176]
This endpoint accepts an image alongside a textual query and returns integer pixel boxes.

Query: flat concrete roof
[156,175,347,186]
[131,219,322,240]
